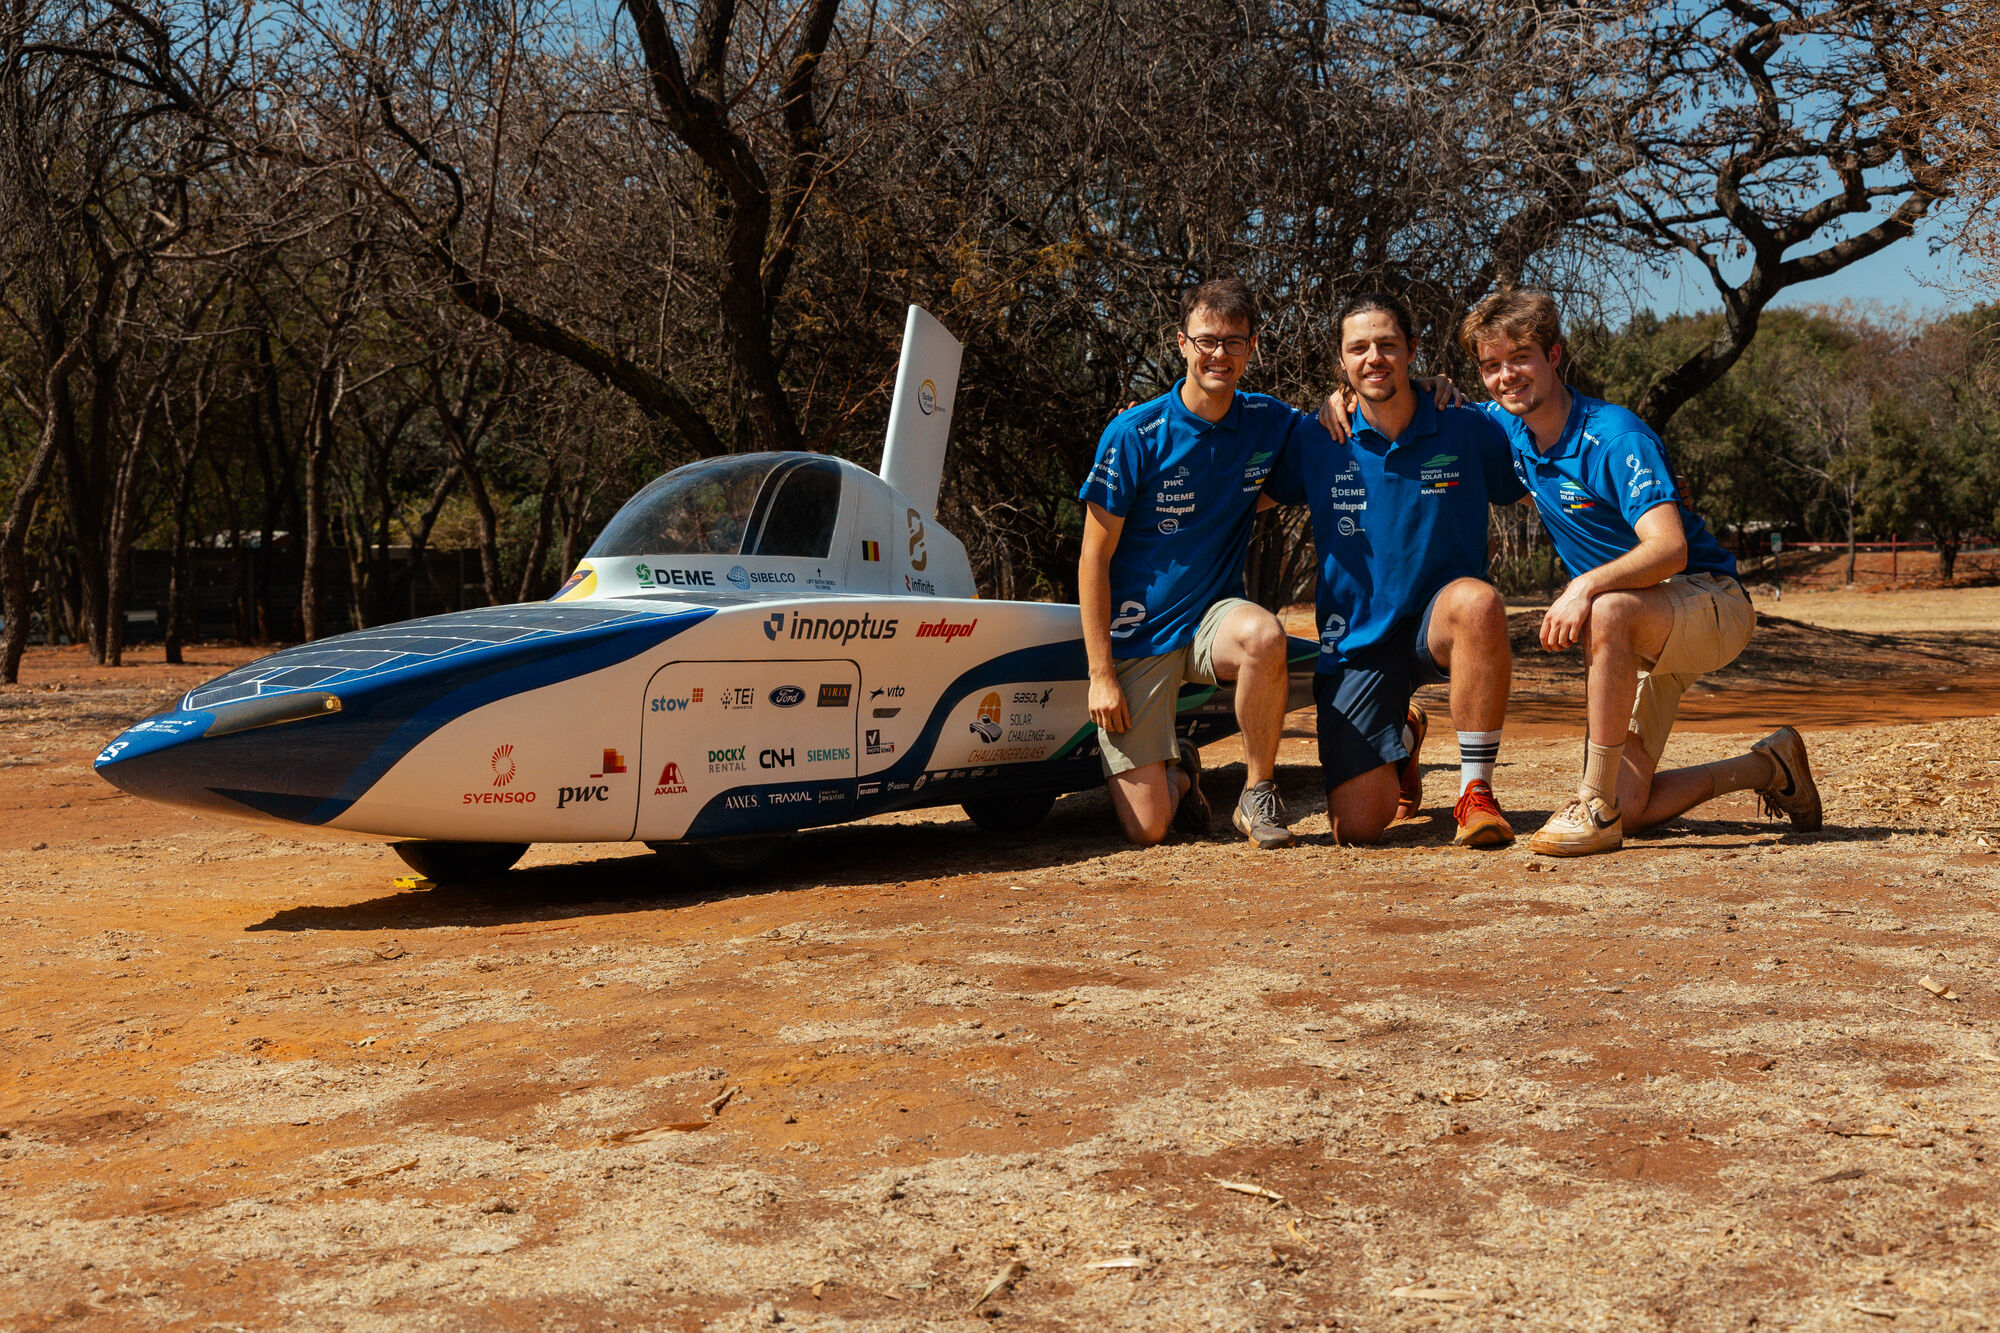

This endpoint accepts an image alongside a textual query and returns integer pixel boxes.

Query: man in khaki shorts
[1079,277,1302,848]
[1457,289,1822,855]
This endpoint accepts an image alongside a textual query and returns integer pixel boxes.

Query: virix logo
[763,612,785,641]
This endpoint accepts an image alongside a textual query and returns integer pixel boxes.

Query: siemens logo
[807,747,851,763]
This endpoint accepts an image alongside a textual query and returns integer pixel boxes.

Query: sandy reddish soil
[3,592,1999,1330]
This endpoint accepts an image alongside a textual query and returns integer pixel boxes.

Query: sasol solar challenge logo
[970,691,1003,743]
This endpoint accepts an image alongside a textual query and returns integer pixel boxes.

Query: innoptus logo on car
[763,612,786,641]
[769,685,805,708]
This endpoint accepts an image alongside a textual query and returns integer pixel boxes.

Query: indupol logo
[913,616,977,643]
[763,612,785,641]
[490,744,516,788]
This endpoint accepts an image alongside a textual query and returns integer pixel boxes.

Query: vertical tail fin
[877,304,962,519]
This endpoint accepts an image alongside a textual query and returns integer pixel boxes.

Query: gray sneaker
[1172,739,1211,836]
[1232,780,1295,849]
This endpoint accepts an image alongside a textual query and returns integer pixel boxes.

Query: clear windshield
[587,454,843,560]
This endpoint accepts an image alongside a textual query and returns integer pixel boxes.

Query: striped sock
[1458,729,1501,795]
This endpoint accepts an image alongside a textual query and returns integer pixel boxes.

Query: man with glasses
[1078,277,1300,848]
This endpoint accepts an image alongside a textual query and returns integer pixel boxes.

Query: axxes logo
[913,616,977,643]
[818,682,852,708]
[769,684,805,708]
[970,691,1003,743]
[490,743,517,788]
[556,783,610,809]
[650,694,691,713]
[788,612,900,645]
[654,762,687,796]
[760,747,795,769]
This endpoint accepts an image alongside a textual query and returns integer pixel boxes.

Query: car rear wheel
[647,836,786,883]
[390,840,529,883]
[961,791,1057,834]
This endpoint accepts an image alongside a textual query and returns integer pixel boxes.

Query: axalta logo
[807,747,851,763]
[463,790,536,805]
[971,691,1003,742]
[490,744,517,788]
[633,564,715,588]
[654,762,687,796]
[760,748,795,769]
[1108,600,1145,640]
[556,784,610,809]
[788,612,900,644]
[913,616,976,643]
[650,695,691,712]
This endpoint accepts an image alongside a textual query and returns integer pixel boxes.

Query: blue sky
[1621,215,1975,320]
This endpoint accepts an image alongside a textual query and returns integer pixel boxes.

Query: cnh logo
[760,748,795,769]
[557,784,610,809]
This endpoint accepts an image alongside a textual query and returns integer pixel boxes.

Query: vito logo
[490,744,516,788]
[557,784,610,809]
[913,616,977,643]
[763,612,785,641]
[654,762,687,796]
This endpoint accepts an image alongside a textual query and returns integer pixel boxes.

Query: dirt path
[3,614,1998,1331]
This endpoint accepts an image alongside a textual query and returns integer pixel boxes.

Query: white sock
[1458,729,1501,795]
[1401,722,1417,753]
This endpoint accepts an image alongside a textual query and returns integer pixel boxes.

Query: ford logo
[769,685,805,708]
[727,564,751,589]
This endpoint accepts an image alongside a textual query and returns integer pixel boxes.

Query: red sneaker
[1452,779,1515,848]
[1394,702,1428,822]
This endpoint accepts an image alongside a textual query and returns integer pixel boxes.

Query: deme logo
[727,565,751,590]
[764,612,785,641]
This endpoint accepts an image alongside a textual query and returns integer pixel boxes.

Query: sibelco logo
[769,684,805,708]
[913,616,976,643]
[763,613,785,641]
[971,691,1003,742]
[654,762,687,796]
[490,744,517,788]
[760,747,795,769]
[727,565,751,590]
[556,784,610,809]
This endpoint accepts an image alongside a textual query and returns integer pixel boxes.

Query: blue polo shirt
[1266,397,1525,667]
[1079,382,1301,658]
[1480,395,1736,581]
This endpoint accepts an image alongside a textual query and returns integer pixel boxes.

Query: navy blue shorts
[1313,588,1450,789]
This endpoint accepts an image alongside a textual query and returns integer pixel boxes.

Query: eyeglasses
[1182,333,1253,356]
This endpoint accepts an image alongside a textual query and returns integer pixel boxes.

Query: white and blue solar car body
[94,309,1316,881]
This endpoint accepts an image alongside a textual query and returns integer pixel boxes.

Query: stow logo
[719,685,755,709]
[1319,613,1348,653]
[1012,688,1053,707]
[1558,480,1595,511]
[760,747,795,769]
[707,745,748,773]
[490,744,517,788]
[592,749,626,777]
[769,684,805,707]
[913,615,976,643]
[556,783,610,809]
[1419,452,1461,493]
[788,611,901,644]
[970,691,1004,742]
[654,762,687,796]
[650,694,692,713]
[633,564,715,589]
[1108,600,1146,640]
[808,747,851,763]
[907,509,928,571]
[919,377,937,415]
[818,682,852,708]
[866,728,896,755]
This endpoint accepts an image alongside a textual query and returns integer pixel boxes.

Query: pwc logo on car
[557,783,610,809]
[769,685,805,708]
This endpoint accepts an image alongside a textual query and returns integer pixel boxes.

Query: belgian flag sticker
[861,540,881,561]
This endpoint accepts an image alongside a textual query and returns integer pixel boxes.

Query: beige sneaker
[1751,726,1822,832]
[1528,794,1623,857]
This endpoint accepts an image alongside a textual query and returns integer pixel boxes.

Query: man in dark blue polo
[1273,292,1522,846]
[1078,277,1302,848]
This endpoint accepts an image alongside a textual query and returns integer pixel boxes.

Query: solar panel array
[184,604,674,711]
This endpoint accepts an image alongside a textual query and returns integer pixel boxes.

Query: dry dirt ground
[4,590,1999,1331]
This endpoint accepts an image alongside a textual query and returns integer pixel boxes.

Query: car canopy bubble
[588,453,843,561]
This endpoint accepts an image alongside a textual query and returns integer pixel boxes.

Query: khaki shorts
[1098,598,1253,775]
[1630,572,1755,760]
